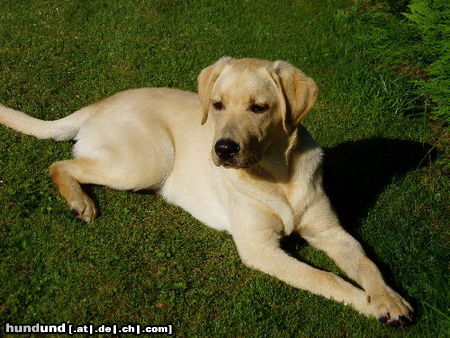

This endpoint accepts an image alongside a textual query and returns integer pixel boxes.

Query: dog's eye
[249,104,268,113]
[213,102,224,110]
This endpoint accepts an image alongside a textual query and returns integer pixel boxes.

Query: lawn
[0,0,448,336]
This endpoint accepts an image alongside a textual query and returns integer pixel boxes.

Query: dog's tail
[0,104,95,141]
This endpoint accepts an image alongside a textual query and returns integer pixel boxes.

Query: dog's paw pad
[391,315,413,327]
[370,287,413,327]
[378,314,412,327]
[69,197,97,223]
[71,208,81,217]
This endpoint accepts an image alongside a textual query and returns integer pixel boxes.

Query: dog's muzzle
[214,138,240,163]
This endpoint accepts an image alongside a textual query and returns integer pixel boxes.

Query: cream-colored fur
[0,58,413,325]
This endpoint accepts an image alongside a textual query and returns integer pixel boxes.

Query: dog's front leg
[298,196,413,326]
[230,207,370,317]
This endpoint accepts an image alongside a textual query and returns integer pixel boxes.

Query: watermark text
[4,322,173,335]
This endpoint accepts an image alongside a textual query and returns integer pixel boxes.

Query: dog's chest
[159,169,233,232]
[222,170,300,235]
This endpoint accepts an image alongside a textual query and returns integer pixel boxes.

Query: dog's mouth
[213,153,260,169]
[217,161,252,169]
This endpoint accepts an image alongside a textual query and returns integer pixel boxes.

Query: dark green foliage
[357,0,449,124]
[404,0,450,124]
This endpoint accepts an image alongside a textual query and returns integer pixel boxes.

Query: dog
[0,57,413,326]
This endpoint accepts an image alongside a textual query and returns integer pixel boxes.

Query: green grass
[0,0,448,336]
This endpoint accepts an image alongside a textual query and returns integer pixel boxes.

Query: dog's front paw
[367,287,413,327]
[69,194,97,223]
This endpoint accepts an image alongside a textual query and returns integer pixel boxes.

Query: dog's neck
[245,128,299,183]
[244,125,320,185]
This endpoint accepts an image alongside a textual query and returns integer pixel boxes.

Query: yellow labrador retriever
[0,57,412,325]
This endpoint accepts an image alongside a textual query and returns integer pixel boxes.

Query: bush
[404,0,450,124]
[358,0,449,125]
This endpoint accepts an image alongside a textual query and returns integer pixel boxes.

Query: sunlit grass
[0,0,447,336]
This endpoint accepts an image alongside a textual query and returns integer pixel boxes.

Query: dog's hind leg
[49,158,103,222]
[49,140,174,222]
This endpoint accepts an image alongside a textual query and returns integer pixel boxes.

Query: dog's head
[198,57,318,169]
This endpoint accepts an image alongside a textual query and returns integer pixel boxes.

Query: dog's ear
[197,57,233,125]
[271,61,318,134]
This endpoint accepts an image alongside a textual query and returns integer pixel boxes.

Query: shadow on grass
[322,138,437,233]
[281,137,437,266]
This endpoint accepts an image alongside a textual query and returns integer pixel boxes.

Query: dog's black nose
[215,139,240,161]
